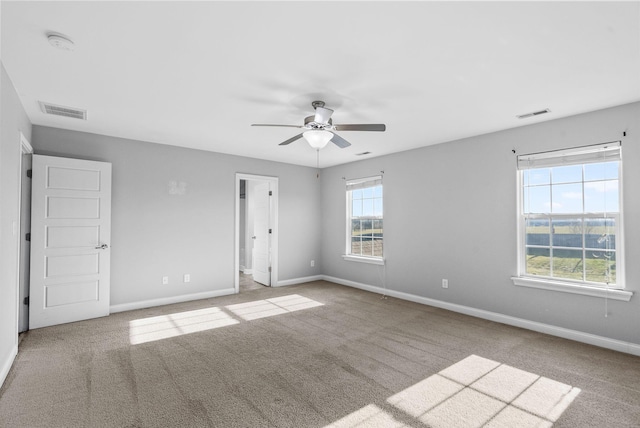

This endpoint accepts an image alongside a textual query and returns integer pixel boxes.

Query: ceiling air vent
[356,151,372,156]
[517,109,550,119]
[39,101,87,120]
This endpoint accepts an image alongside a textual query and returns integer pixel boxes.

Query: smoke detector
[47,33,74,51]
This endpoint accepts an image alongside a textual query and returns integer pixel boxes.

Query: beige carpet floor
[1,281,639,427]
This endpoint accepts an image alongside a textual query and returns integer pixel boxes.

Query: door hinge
[269,190,272,196]
[268,266,272,273]
[25,233,31,241]
[269,228,272,234]
[24,296,29,306]
[26,169,32,178]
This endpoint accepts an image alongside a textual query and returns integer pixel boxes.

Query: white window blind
[346,175,383,191]
[517,141,621,170]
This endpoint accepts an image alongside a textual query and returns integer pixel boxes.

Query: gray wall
[0,64,32,383]
[321,102,640,346]
[31,126,322,306]
[2,82,637,392]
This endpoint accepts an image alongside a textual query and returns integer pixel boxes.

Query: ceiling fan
[251,101,386,149]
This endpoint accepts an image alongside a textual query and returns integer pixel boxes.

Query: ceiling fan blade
[252,124,302,128]
[330,132,351,148]
[333,124,386,132]
[279,133,304,146]
[314,106,334,125]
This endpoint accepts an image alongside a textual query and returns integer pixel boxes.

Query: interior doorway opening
[235,174,278,293]
[18,133,33,333]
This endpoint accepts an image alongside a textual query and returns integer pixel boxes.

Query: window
[345,176,383,262]
[516,142,626,294]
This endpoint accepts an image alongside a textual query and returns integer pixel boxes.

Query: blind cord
[378,262,387,300]
[603,149,609,318]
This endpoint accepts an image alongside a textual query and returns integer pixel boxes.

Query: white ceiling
[2,1,639,168]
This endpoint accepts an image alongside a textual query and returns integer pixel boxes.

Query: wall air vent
[517,109,550,119]
[39,101,87,120]
[356,151,372,156]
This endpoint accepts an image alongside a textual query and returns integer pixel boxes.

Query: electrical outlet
[162,276,169,285]
[310,260,315,267]
[442,279,449,289]
[184,274,190,283]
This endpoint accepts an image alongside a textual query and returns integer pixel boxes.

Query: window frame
[513,141,632,301]
[343,175,384,264]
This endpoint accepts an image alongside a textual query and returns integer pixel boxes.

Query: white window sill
[512,276,633,302]
[342,255,385,266]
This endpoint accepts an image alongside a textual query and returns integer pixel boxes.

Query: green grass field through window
[526,254,616,284]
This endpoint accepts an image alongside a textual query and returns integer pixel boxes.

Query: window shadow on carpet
[327,354,580,427]
[129,294,323,345]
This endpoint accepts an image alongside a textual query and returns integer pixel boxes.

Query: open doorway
[235,174,278,293]
[18,133,33,333]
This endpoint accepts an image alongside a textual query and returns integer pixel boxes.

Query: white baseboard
[277,275,324,287]
[0,344,18,389]
[110,288,236,313]
[322,275,640,357]
[241,268,253,275]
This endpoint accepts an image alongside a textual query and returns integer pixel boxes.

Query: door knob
[252,236,257,240]
[95,244,109,250]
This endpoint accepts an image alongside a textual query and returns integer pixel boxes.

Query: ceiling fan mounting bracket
[311,100,325,109]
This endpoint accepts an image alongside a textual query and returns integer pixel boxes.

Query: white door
[29,155,112,329]
[252,182,271,286]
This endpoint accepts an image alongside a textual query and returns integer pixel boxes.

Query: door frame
[234,173,278,293]
[17,132,33,333]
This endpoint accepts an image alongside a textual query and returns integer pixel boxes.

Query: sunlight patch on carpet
[387,354,580,427]
[225,294,324,321]
[327,354,580,427]
[129,294,323,344]
[129,307,238,345]
[326,404,406,428]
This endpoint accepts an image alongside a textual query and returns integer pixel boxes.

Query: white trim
[277,275,324,287]
[512,276,632,301]
[235,173,279,293]
[323,275,384,294]
[322,275,640,357]
[342,254,385,265]
[1,345,18,389]
[20,132,34,153]
[241,268,253,275]
[109,288,235,313]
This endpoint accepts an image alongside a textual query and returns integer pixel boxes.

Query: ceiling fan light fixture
[303,130,332,149]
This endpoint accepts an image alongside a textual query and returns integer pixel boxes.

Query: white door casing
[29,155,112,329]
[252,182,271,286]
